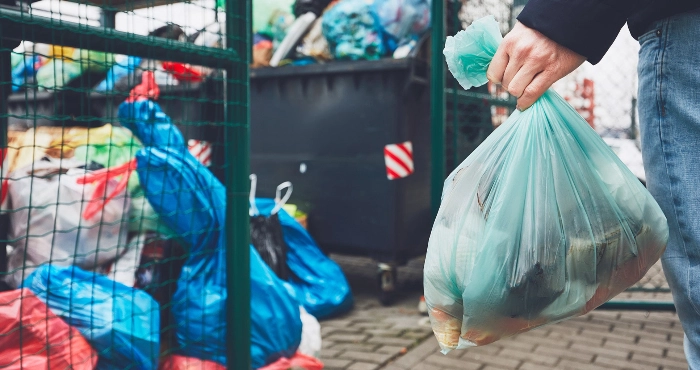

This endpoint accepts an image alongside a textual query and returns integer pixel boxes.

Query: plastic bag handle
[271,181,293,215]
[76,158,137,220]
[249,174,259,216]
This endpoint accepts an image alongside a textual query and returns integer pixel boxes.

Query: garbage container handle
[249,174,259,216]
[271,181,293,215]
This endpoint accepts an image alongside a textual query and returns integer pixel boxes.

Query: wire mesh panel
[0,0,250,367]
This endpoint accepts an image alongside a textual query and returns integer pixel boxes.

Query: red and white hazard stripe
[384,141,414,180]
[188,139,212,167]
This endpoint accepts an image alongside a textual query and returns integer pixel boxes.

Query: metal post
[225,0,251,368]
[430,0,445,217]
[101,9,116,29]
[0,37,14,288]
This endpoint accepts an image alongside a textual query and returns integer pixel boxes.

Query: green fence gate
[0,0,251,367]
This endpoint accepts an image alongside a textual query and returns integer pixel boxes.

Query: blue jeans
[638,7,700,369]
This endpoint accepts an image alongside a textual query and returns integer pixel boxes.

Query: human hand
[486,22,586,110]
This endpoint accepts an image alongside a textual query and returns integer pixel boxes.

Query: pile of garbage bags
[0,73,352,369]
[8,0,429,96]
[252,0,430,66]
[10,25,210,94]
[424,16,668,352]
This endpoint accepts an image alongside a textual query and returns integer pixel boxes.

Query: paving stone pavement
[325,255,687,370]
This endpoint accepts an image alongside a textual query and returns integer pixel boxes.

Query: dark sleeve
[517,0,640,64]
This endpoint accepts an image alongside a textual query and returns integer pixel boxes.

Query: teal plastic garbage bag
[254,199,353,319]
[23,264,160,370]
[321,0,385,60]
[425,15,668,352]
[121,97,302,368]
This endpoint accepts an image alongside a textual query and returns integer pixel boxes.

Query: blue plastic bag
[372,0,430,52]
[118,99,186,150]
[254,199,352,319]
[11,55,40,92]
[95,56,142,92]
[120,99,302,368]
[425,15,668,352]
[23,264,160,370]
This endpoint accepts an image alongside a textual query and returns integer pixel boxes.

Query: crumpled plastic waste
[4,157,130,288]
[24,264,160,369]
[253,0,295,36]
[11,54,41,92]
[0,288,98,370]
[253,34,274,68]
[159,355,225,370]
[255,198,353,319]
[372,0,430,52]
[257,353,324,370]
[322,0,386,60]
[95,55,142,92]
[119,87,302,368]
[425,15,669,352]
[298,17,332,61]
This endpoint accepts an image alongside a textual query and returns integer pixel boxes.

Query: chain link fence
[0,0,251,366]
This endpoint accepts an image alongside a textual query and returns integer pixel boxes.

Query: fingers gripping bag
[424,15,669,352]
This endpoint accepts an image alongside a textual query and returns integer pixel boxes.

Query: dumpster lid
[251,58,423,79]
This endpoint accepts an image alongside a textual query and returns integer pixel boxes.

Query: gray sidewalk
[322,255,686,370]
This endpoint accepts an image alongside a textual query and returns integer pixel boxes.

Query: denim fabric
[637,8,700,369]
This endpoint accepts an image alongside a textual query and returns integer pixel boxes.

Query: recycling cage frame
[428,0,675,312]
[0,0,252,367]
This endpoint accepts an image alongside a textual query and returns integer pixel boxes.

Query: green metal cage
[0,0,251,367]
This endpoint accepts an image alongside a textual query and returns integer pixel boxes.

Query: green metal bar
[225,0,251,368]
[430,0,446,217]
[0,7,238,67]
[598,300,676,311]
[100,9,117,29]
[0,40,12,278]
[624,287,671,293]
[445,88,516,107]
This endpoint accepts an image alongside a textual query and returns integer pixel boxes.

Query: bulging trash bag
[136,146,302,368]
[372,0,430,52]
[321,0,386,60]
[298,306,322,358]
[125,95,302,368]
[425,15,669,352]
[249,176,292,280]
[24,264,160,369]
[4,157,130,288]
[0,288,98,370]
[254,198,353,319]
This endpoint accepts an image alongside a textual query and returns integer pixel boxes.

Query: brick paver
[322,255,686,370]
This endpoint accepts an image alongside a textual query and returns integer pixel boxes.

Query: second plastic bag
[24,264,160,369]
[424,16,669,352]
[119,93,302,368]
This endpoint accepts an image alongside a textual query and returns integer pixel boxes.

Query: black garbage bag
[249,175,293,280]
[250,212,290,280]
[293,0,334,17]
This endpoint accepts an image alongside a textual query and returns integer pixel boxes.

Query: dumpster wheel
[378,263,397,306]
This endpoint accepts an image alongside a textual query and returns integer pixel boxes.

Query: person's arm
[486,0,639,109]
